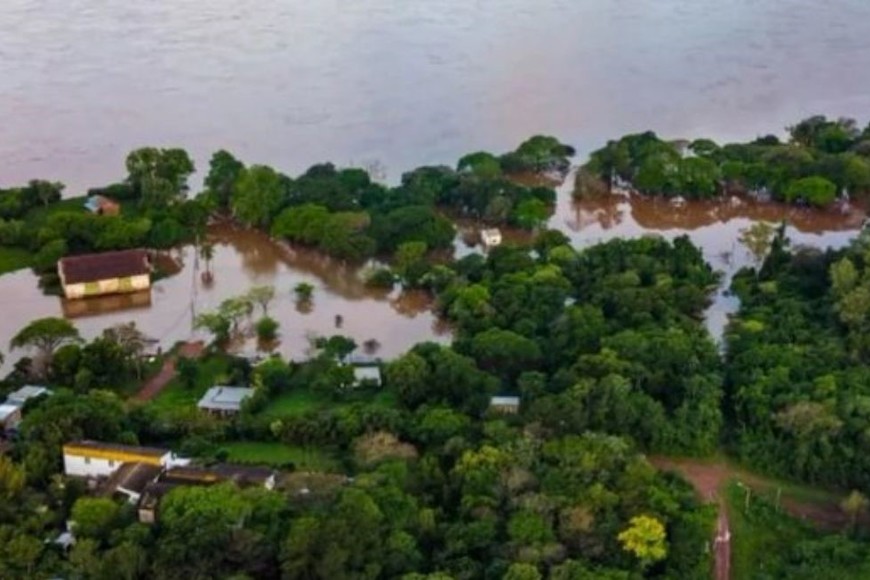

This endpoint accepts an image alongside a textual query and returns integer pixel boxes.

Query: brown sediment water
[3,0,870,191]
[2,0,870,363]
[0,188,862,371]
[0,226,450,368]
[552,176,866,340]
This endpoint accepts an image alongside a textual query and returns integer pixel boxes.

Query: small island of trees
[579,115,870,206]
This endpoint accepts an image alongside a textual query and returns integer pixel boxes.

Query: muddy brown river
[2,0,870,366]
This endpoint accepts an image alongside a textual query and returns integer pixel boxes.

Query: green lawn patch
[260,390,327,418]
[149,355,231,413]
[0,246,33,275]
[222,441,340,472]
[260,387,396,419]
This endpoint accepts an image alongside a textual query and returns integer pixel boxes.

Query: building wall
[63,448,170,478]
[63,274,150,300]
[1,408,23,432]
[63,454,125,478]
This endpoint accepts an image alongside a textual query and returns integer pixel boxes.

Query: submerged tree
[247,285,276,317]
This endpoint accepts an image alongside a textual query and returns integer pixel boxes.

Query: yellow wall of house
[63,274,150,300]
[62,445,166,465]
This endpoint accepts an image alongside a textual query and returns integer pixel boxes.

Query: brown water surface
[0,227,449,369]
[3,0,870,190]
[553,178,866,339]
[3,0,870,364]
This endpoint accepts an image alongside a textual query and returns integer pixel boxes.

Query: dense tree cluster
[726,228,870,488]
[0,147,208,288]
[207,136,571,262]
[582,115,870,204]
[430,235,723,455]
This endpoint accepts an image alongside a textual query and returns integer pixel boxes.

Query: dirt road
[134,341,204,401]
[714,501,731,580]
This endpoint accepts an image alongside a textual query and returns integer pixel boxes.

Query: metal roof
[490,396,521,406]
[197,386,254,411]
[7,385,51,404]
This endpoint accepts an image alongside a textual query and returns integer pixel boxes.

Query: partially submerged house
[197,386,255,417]
[84,195,121,216]
[58,249,151,300]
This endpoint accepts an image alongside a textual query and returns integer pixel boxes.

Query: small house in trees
[0,385,51,435]
[0,404,22,435]
[489,395,521,414]
[352,365,382,387]
[84,195,121,216]
[480,228,503,248]
[7,385,51,405]
[197,386,254,417]
[58,249,151,299]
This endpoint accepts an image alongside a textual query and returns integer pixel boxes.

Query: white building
[490,395,521,414]
[1,386,51,434]
[0,404,22,433]
[62,441,174,479]
[353,366,382,387]
[6,385,51,405]
[197,386,255,417]
[480,228,503,248]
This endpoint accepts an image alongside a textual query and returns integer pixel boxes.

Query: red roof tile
[58,250,150,285]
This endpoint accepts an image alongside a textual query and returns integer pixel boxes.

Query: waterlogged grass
[0,247,32,275]
[223,441,340,471]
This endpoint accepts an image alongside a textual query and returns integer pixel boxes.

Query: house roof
[63,441,170,461]
[105,462,163,496]
[139,481,181,510]
[163,464,274,486]
[7,385,51,404]
[58,249,150,285]
[490,395,521,407]
[197,386,254,412]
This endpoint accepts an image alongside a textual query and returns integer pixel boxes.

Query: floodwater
[553,180,865,340]
[3,0,870,191]
[2,0,870,361]
[0,227,449,368]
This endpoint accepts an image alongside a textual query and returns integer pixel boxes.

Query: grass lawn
[260,390,326,418]
[223,441,340,472]
[260,388,397,419]
[149,355,232,413]
[0,246,32,275]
